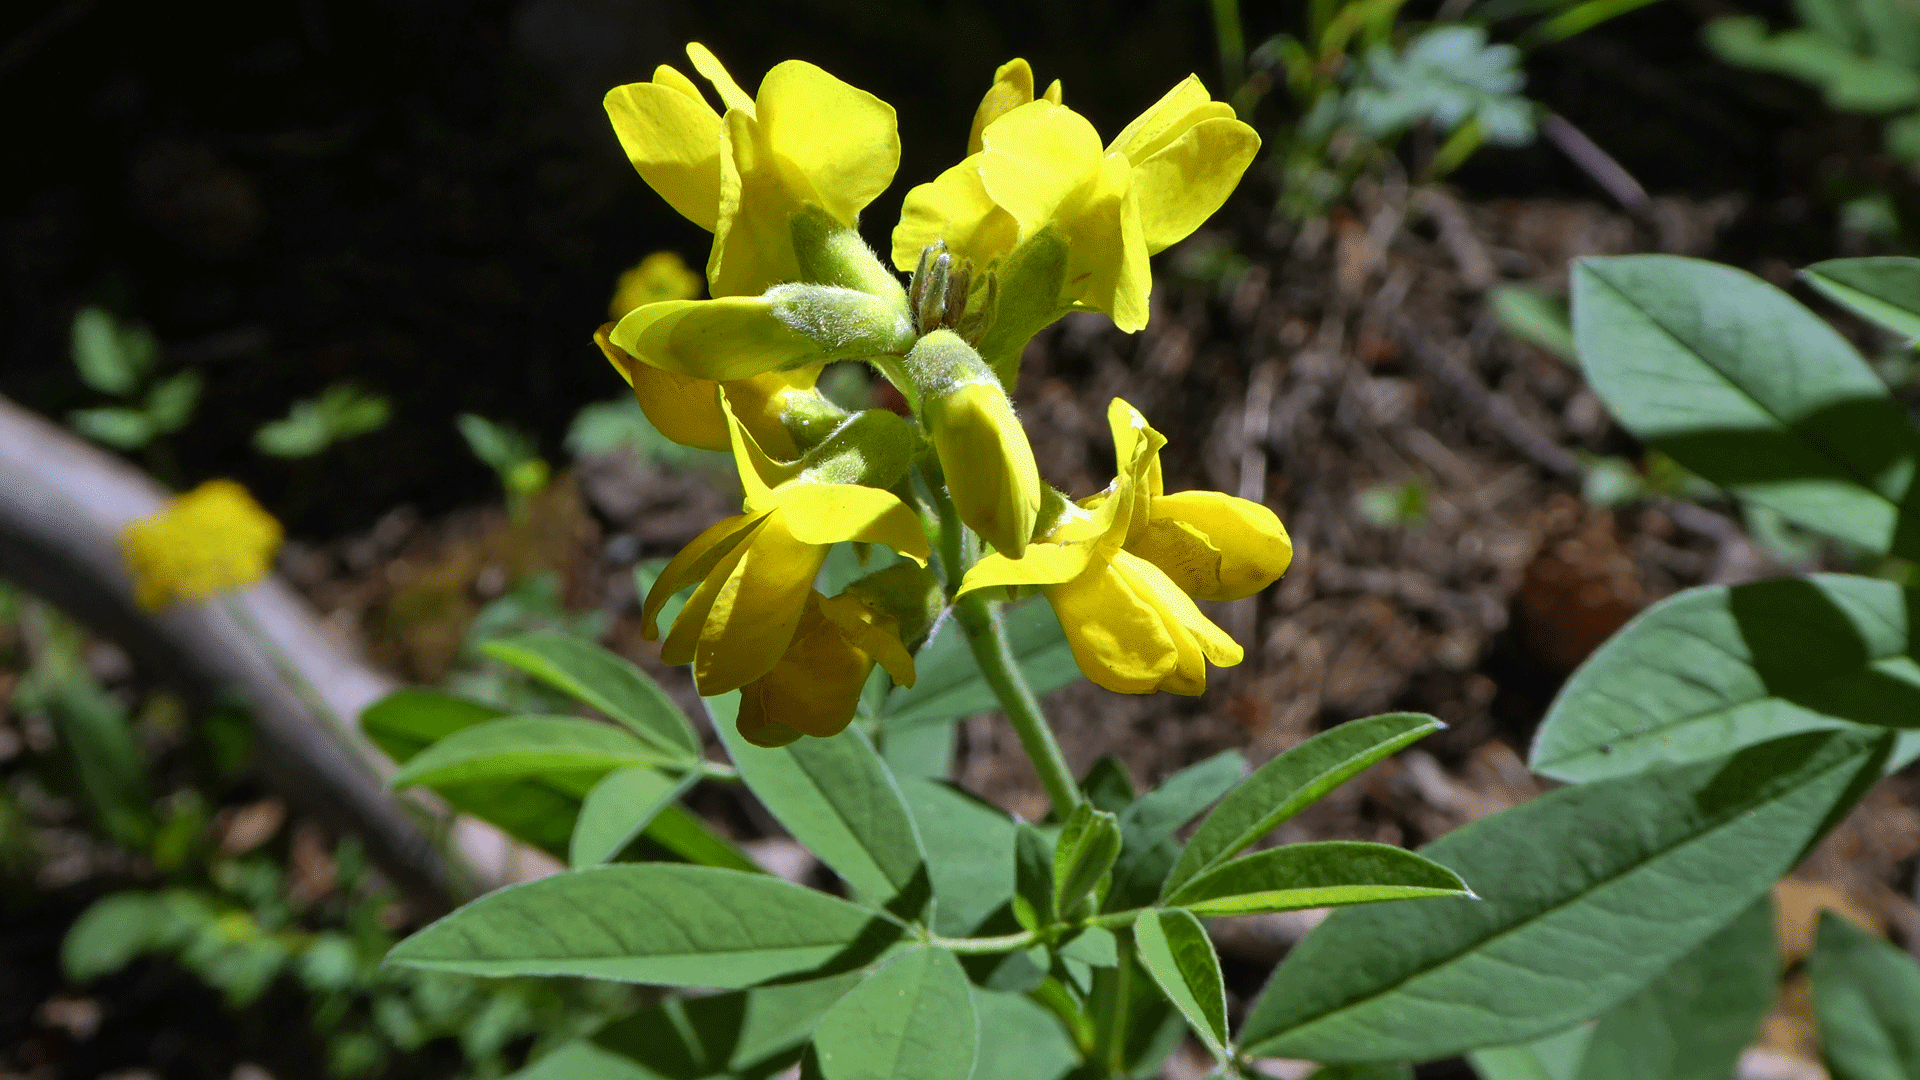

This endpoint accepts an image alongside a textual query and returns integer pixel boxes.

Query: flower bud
[908,331,1041,558]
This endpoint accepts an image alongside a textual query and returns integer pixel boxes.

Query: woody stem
[953,592,1084,818]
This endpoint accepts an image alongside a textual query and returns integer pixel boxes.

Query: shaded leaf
[1808,910,1920,1080]
[969,986,1080,1080]
[1168,842,1471,916]
[582,973,864,1078]
[1133,909,1228,1059]
[360,689,507,764]
[877,597,1079,728]
[1051,804,1121,921]
[389,716,670,791]
[812,948,977,1080]
[570,766,696,868]
[1238,730,1887,1062]
[1805,256,1920,341]
[1107,750,1244,909]
[482,634,700,757]
[898,778,1016,936]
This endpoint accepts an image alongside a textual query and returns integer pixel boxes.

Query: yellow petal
[595,324,732,452]
[710,110,805,297]
[956,496,1123,595]
[968,59,1036,156]
[1044,557,1178,694]
[737,593,873,740]
[890,156,1020,274]
[652,63,706,105]
[1107,75,1220,163]
[603,81,723,232]
[1130,115,1261,254]
[758,60,900,227]
[1140,490,1292,601]
[1042,79,1063,105]
[686,42,755,115]
[769,483,930,562]
[1115,550,1242,692]
[644,511,763,638]
[928,381,1041,558]
[977,101,1105,237]
[610,295,820,382]
[719,368,816,460]
[817,592,915,688]
[692,510,831,693]
[610,251,704,318]
[119,480,282,611]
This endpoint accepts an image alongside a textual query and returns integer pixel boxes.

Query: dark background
[0,0,1830,536]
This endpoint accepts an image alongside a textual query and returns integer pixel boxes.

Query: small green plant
[66,306,201,453]
[255,384,393,458]
[456,414,550,522]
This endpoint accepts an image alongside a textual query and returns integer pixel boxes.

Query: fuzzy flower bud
[908,330,1041,558]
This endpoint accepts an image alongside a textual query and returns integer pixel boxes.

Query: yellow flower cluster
[120,480,283,612]
[601,46,1290,743]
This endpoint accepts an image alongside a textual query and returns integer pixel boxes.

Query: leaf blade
[1133,909,1229,1059]
[812,948,978,1080]
[481,634,700,757]
[388,716,670,791]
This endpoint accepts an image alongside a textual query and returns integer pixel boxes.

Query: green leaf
[881,719,956,780]
[458,413,539,472]
[1133,909,1228,1059]
[1532,574,1920,782]
[570,766,696,868]
[1012,823,1055,931]
[969,986,1081,1080]
[1704,18,1920,113]
[812,948,977,1080]
[1489,285,1577,362]
[1572,255,1920,557]
[1307,1067,1414,1080]
[641,803,764,874]
[70,307,155,397]
[63,890,206,981]
[1469,1026,1594,1080]
[144,370,201,433]
[878,596,1079,728]
[69,406,156,449]
[898,778,1016,936]
[710,693,927,910]
[1237,729,1887,1062]
[1572,894,1778,1080]
[481,634,700,757]
[1164,713,1443,900]
[582,974,864,1078]
[1808,910,1920,1080]
[1805,256,1920,341]
[1052,804,1121,921]
[389,716,672,791]
[387,864,896,986]
[1107,751,1244,909]
[1168,841,1471,916]
[360,689,508,763]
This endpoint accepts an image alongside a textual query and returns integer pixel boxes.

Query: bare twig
[1540,114,1651,217]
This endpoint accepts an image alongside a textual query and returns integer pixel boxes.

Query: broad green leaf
[506,1040,658,1080]
[1572,255,1920,557]
[969,986,1080,1080]
[1238,729,1887,1062]
[1133,909,1228,1059]
[570,766,695,868]
[144,370,201,432]
[641,803,763,874]
[69,407,155,449]
[881,719,955,780]
[878,596,1079,728]
[389,716,672,791]
[1081,755,1136,811]
[63,890,209,982]
[1052,804,1121,920]
[1574,895,1777,1080]
[1532,574,1920,782]
[1705,18,1920,112]
[481,634,700,757]
[1469,1025,1594,1080]
[898,778,1016,936]
[1808,910,1920,1080]
[387,864,895,986]
[812,948,977,1080]
[360,689,507,763]
[1306,1066,1414,1080]
[1489,284,1576,362]
[1012,823,1054,931]
[40,667,153,847]
[1805,257,1920,341]
[583,973,864,1078]
[71,307,146,396]
[1168,842,1471,916]
[1107,750,1244,909]
[1164,713,1443,900]
[710,693,926,909]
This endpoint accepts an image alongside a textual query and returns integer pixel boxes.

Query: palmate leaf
[482,633,700,757]
[1238,729,1887,1062]
[709,693,927,912]
[811,948,977,1080]
[1167,841,1472,917]
[1163,713,1443,900]
[1531,574,1920,782]
[1572,255,1920,558]
[1808,911,1920,1080]
[386,864,898,986]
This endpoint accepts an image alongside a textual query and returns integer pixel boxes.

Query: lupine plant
[360,47,1920,1080]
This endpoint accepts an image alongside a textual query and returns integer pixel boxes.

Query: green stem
[928,928,1040,955]
[954,592,1084,818]
[1091,928,1135,1076]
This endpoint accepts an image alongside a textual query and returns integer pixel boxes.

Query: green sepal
[1052,804,1121,922]
[975,229,1070,389]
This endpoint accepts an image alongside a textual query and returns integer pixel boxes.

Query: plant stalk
[954,592,1084,818]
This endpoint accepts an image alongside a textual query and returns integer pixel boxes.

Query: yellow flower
[609,251,704,318]
[966,58,1062,156]
[120,480,283,612]
[1098,398,1292,601]
[957,411,1242,695]
[893,72,1259,334]
[735,590,915,747]
[595,322,823,458]
[641,398,928,695]
[605,43,899,298]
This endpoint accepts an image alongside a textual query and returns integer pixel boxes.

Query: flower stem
[954,592,1084,818]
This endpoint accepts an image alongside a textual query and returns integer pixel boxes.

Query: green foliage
[481,633,701,757]
[867,594,1081,731]
[570,767,694,868]
[812,948,977,1080]
[255,384,392,458]
[1488,284,1577,362]
[1805,256,1920,341]
[1050,804,1122,921]
[1807,912,1920,1080]
[1345,27,1535,146]
[1133,910,1228,1061]
[1166,841,1471,916]
[458,413,551,514]
[65,306,198,452]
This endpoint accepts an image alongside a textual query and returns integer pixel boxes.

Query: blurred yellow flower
[605,43,899,298]
[120,480,282,612]
[641,398,927,695]
[735,590,915,747]
[609,251,703,319]
[893,71,1258,333]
